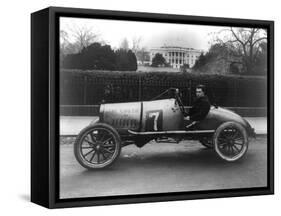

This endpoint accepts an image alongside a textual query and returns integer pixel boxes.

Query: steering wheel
[174,89,186,115]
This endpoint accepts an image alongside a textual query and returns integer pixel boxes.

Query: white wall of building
[150,46,201,68]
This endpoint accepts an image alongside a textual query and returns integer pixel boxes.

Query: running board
[128,130,215,135]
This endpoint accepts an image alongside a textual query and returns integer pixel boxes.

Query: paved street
[60,136,267,199]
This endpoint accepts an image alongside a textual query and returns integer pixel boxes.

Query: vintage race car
[74,88,255,169]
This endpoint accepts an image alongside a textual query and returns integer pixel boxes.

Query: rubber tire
[213,121,249,162]
[74,123,121,170]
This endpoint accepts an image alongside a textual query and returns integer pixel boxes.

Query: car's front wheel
[213,121,249,162]
[74,123,121,170]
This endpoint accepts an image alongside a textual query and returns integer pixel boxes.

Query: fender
[89,118,99,125]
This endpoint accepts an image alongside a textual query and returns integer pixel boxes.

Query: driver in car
[184,84,211,129]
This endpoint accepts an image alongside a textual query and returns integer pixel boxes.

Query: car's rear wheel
[74,123,121,170]
[213,121,248,162]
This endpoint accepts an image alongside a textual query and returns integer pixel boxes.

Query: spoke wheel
[213,122,248,162]
[199,137,213,149]
[74,123,121,169]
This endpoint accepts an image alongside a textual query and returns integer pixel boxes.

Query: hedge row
[60,69,267,108]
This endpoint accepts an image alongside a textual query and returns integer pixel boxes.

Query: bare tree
[216,27,267,74]
[70,25,99,52]
[131,36,150,65]
[119,38,129,50]
[135,47,150,65]
[131,36,142,53]
[60,30,69,55]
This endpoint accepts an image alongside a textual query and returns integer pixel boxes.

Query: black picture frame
[31,6,274,209]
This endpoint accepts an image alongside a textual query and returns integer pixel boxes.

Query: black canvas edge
[31,8,51,208]
[31,6,274,209]
[268,21,274,196]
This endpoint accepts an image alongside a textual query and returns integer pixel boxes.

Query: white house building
[150,46,202,69]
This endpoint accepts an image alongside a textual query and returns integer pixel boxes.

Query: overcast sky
[60,17,262,51]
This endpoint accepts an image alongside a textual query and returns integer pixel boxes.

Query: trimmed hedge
[60,69,267,108]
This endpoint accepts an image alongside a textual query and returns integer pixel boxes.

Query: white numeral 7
[149,112,160,131]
